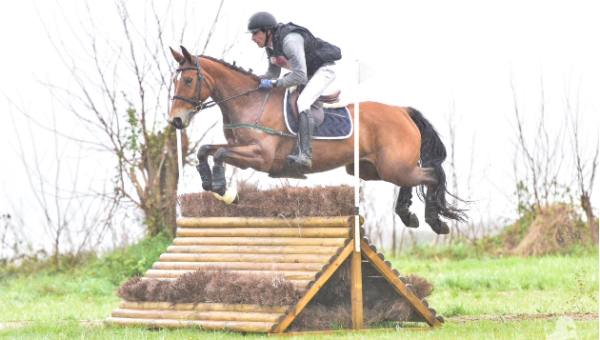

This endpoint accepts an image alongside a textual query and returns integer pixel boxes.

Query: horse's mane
[199,55,260,82]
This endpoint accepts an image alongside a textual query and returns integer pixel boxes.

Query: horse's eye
[185,78,193,85]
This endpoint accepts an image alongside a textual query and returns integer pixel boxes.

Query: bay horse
[168,46,465,234]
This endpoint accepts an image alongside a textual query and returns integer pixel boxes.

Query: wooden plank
[272,240,355,333]
[177,216,354,228]
[137,277,313,289]
[173,237,349,247]
[152,261,326,272]
[350,248,364,329]
[166,245,342,255]
[105,317,277,333]
[159,253,336,264]
[119,301,290,314]
[145,269,319,281]
[176,228,351,238]
[360,241,441,327]
[112,309,285,323]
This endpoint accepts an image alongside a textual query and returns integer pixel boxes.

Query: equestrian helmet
[248,12,277,33]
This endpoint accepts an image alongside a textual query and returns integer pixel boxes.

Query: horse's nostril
[172,117,183,129]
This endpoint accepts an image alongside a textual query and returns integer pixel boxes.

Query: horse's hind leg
[395,187,419,228]
[424,183,450,235]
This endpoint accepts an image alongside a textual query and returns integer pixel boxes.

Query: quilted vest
[267,23,342,77]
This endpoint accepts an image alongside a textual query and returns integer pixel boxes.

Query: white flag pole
[176,129,184,194]
[354,60,361,252]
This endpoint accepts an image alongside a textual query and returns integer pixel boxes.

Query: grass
[0,274,119,322]
[1,319,598,340]
[389,252,599,316]
[0,230,173,323]
[0,245,598,339]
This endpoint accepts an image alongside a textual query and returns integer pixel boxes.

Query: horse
[168,46,465,234]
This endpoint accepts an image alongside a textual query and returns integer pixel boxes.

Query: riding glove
[258,79,277,91]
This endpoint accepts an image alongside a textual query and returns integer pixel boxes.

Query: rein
[173,55,294,138]
[173,55,259,117]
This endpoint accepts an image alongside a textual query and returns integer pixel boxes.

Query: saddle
[287,85,341,127]
[271,87,351,180]
[284,88,352,140]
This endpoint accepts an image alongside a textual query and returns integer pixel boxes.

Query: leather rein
[172,55,295,138]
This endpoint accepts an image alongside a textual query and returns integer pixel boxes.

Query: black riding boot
[287,109,314,168]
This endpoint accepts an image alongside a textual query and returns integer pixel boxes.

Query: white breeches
[297,63,337,113]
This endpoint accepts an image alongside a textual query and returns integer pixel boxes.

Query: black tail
[406,107,467,222]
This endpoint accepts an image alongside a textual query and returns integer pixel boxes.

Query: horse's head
[168,46,212,129]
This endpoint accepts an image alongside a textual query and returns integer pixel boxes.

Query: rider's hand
[258,79,277,91]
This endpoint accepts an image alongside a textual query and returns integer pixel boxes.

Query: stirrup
[287,152,312,168]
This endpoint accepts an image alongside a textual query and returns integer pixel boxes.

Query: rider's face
[251,30,268,48]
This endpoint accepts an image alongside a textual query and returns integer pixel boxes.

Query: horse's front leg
[196,144,228,191]
[212,144,265,196]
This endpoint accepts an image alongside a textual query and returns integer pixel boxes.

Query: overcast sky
[1,0,598,250]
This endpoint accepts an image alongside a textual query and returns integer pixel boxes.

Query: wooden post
[350,246,363,329]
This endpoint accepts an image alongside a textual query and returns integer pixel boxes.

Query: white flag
[358,62,378,84]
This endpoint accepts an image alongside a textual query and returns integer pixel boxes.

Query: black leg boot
[287,109,314,168]
[196,162,212,191]
[425,194,450,234]
[211,165,227,196]
[395,187,419,228]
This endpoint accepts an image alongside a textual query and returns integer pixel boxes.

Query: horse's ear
[180,46,194,63]
[170,47,185,64]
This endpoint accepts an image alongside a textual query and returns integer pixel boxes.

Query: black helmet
[248,12,277,33]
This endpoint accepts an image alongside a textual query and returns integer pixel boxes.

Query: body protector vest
[267,23,342,77]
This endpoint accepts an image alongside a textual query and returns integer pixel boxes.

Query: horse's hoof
[398,211,419,228]
[408,213,419,228]
[437,221,450,234]
[212,185,226,196]
[426,219,450,235]
[202,182,212,191]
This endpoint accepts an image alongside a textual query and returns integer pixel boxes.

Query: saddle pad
[284,89,353,140]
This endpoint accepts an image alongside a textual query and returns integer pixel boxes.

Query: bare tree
[444,100,462,244]
[34,0,233,236]
[510,72,567,214]
[509,69,598,246]
[0,213,13,261]
[565,79,599,245]
[6,103,119,266]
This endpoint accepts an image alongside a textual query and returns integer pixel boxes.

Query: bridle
[172,55,213,112]
[172,55,259,116]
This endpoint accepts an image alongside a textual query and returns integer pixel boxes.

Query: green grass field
[1,252,598,339]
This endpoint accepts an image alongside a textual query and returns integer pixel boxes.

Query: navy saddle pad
[284,90,353,140]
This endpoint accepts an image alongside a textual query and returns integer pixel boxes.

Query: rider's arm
[275,33,308,88]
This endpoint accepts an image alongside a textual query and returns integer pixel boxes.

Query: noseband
[172,55,213,113]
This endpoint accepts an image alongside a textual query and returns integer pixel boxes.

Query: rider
[248,12,342,169]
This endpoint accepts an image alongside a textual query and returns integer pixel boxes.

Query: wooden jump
[106,215,444,334]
